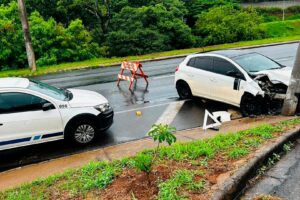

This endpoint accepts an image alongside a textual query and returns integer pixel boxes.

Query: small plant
[148,124,177,162]
[257,165,267,176]
[283,142,294,153]
[134,124,176,181]
[134,153,153,173]
[253,194,283,200]
[148,124,177,147]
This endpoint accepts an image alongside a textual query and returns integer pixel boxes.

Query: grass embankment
[1,118,300,200]
[1,30,300,78]
[261,19,300,37]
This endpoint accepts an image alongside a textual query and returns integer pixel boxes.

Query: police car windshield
[28,80,69,101]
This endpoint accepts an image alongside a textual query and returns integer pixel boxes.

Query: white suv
[175,50,292,116]
[0,78,113,151]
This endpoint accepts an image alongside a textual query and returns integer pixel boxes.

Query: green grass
[1,33,300,78]
[157,170,206,200]
[1,118,300,200]
[261,19,300,37]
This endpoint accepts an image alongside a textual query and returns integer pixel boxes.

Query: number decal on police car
[59,104,68,109]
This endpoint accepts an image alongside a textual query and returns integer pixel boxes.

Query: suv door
[212,57,246,105]
[0,92,63,150]
[186,56,214,98]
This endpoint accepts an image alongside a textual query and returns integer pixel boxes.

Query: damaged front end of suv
[241,65,293,116]
[254,74,288,114]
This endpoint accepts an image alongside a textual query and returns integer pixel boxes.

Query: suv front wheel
[240,94,263,117]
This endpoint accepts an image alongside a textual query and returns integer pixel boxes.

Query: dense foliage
[0,2,101,70]
[195,5,265,45]
[1,0,298,70]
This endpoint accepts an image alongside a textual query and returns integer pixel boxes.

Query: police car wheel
[66,120,97,145]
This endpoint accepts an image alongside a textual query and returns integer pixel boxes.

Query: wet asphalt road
[242,139,300,200]
[0,42,298,172]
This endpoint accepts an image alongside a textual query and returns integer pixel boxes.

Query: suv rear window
[187,56,213,72]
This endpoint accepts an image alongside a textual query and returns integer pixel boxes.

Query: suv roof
[0,78,30,88]
[197,50,255,58]
[201,50,254,59]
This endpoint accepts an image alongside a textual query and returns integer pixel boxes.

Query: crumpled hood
[254,67,292,85]
[67,89,108,108]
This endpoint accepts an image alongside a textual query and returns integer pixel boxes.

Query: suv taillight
[175,66,179,72]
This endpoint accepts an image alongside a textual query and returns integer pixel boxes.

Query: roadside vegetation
[1,0,300,77]
[1,118,300,200]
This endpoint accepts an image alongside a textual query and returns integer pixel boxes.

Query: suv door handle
[0,123,3,126]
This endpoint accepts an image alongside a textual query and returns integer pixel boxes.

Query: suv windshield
[233,53,282,73]
[28,80,71,101]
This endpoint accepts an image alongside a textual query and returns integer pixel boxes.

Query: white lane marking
[153,75,175,80]
[155,100,186,125]
[115,101,177,114]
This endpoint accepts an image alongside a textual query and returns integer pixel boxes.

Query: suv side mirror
[42,102,55,111]
[226,70,245,80]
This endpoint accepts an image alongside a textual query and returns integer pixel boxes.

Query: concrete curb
[232,40,299,50]
[211,125,300,200]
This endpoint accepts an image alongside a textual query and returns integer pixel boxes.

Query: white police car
[0,78,114,151]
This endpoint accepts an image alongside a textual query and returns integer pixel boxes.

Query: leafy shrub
[29,12,101,66]
[107,4,195,57]
[0,2,26,70]
[195,5,266,46]
[148,124,177,146]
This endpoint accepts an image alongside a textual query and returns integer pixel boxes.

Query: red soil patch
[97,165,172,200]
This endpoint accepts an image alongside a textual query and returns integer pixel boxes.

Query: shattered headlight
[94,103,111,113]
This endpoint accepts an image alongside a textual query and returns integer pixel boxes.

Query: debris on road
[136,111,142,116]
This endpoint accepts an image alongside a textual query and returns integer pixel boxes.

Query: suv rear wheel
[176,81,192,99]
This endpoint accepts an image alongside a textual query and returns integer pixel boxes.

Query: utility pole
[282,42,300,115]
[282,0,285,21]
[17,0,37,72]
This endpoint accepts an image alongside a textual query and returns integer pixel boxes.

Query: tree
[195,5,265,46]
[73,0,111,35]
[282,42,300,115]
[182,0,238,27]
[17,0,37,71]
[0,2,26,71]
[107,4,195,56]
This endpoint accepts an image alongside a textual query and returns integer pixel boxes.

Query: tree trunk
[282,42,300,115]
[17,0,37,72]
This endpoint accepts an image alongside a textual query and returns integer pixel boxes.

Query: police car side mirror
[42,102,54,111]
